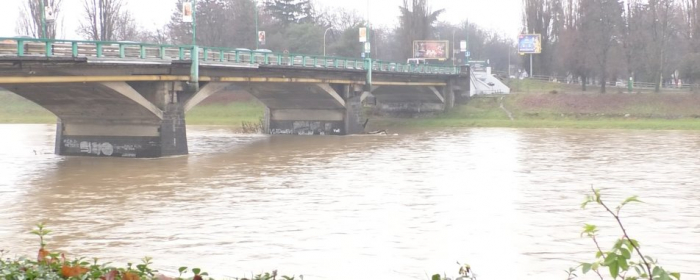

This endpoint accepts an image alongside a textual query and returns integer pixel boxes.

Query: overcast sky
[0,0,523,41]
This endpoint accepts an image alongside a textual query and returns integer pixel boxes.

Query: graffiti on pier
[269,121,344,135]
[61,136,158,158]
[63,139,114,156]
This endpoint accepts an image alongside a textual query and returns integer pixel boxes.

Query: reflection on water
[0,124,699,280]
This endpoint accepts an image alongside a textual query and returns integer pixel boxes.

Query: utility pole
[508,45,511,77]
[365,0,372,90]
[323,27,332,56]
[40,0,46,39]
[465,19,470,64]
[452,29,456,67]
[255,0,259,50]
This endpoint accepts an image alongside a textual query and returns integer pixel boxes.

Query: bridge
[0,38,470,158]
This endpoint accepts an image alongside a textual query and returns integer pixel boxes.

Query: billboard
[413,40,449,60]
[182,1,193,23]
[518,34,541,54]
[258,31,266,46]
[359,27,367,43]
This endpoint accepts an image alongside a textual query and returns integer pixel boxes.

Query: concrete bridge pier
[7,81,190,158]
[371,83,456,116]
[249,83,364,135]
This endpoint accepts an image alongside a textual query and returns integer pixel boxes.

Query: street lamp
[323,27,333,56]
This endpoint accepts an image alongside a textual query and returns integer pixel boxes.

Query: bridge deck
[0,38,462,76]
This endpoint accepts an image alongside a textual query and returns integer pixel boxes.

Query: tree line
[15,0,515,70]
[523,0,700,92]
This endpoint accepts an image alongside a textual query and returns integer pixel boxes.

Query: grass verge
[2,90,700,130]
[186,102,265,125]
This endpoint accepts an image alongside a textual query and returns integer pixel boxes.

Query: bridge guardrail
[0,37,459,75]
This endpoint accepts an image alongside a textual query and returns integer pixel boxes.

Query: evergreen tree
[264,0,313,26]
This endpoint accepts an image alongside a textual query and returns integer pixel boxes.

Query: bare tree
[681,0,700,83]
[78,0,137,41]
[648,0,677,91]
[580,0,624,93]
[15,0,64,39]
[522,0,563,76]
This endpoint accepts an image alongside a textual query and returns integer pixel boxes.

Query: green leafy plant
[428,262,476,280]
[30,222,52,249]
[0,223,297,280]
[570,188,681,280]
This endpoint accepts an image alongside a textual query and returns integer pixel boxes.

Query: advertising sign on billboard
[518,34,541,54]
[359,27,367,43]
[413,40,449,60]
[258,31,266,46]
[182,1,193,23]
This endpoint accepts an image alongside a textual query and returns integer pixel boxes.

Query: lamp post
[452,29,456,67]
[323,27,333,56]
[365,0,371,89]
[192,0,197,45]
[465,19,469,64]
[40,0,46,39]
[508,44,511,78]
[255,0,259,50]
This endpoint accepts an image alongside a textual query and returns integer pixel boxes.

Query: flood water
[1,124,699,280]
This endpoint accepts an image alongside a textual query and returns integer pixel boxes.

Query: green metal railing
[0,37,460,75]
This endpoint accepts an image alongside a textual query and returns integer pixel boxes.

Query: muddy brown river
[1,124,699,279]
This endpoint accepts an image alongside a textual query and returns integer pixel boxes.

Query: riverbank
[368,92,700,130]
[0,90,265,125]
[2,89,700,130]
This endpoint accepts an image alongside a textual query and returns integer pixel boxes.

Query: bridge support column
[372,86,446,116]
[443,82,455,112]
[51,82,188,158]
[254,84,364,135]
[345,94,364,134]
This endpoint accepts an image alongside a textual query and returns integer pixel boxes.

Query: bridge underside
[5,82,187,158]
[247,83,363,135]
[371,84,455,116]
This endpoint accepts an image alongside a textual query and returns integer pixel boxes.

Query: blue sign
[518,34,542,54]
[465,51,471,58]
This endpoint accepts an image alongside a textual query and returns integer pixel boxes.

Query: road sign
[45,7,55,21]
[364,42,371,53]
[460,40,467,52]
[465,51,470,57]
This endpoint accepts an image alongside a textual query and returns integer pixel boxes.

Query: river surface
[0,124,699,280]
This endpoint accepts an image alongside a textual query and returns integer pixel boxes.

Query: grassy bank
[368,91,700,130]
[186,102,264,125]
[0,91,56,123]
[3,88,700,130]
[0,90,265,126]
